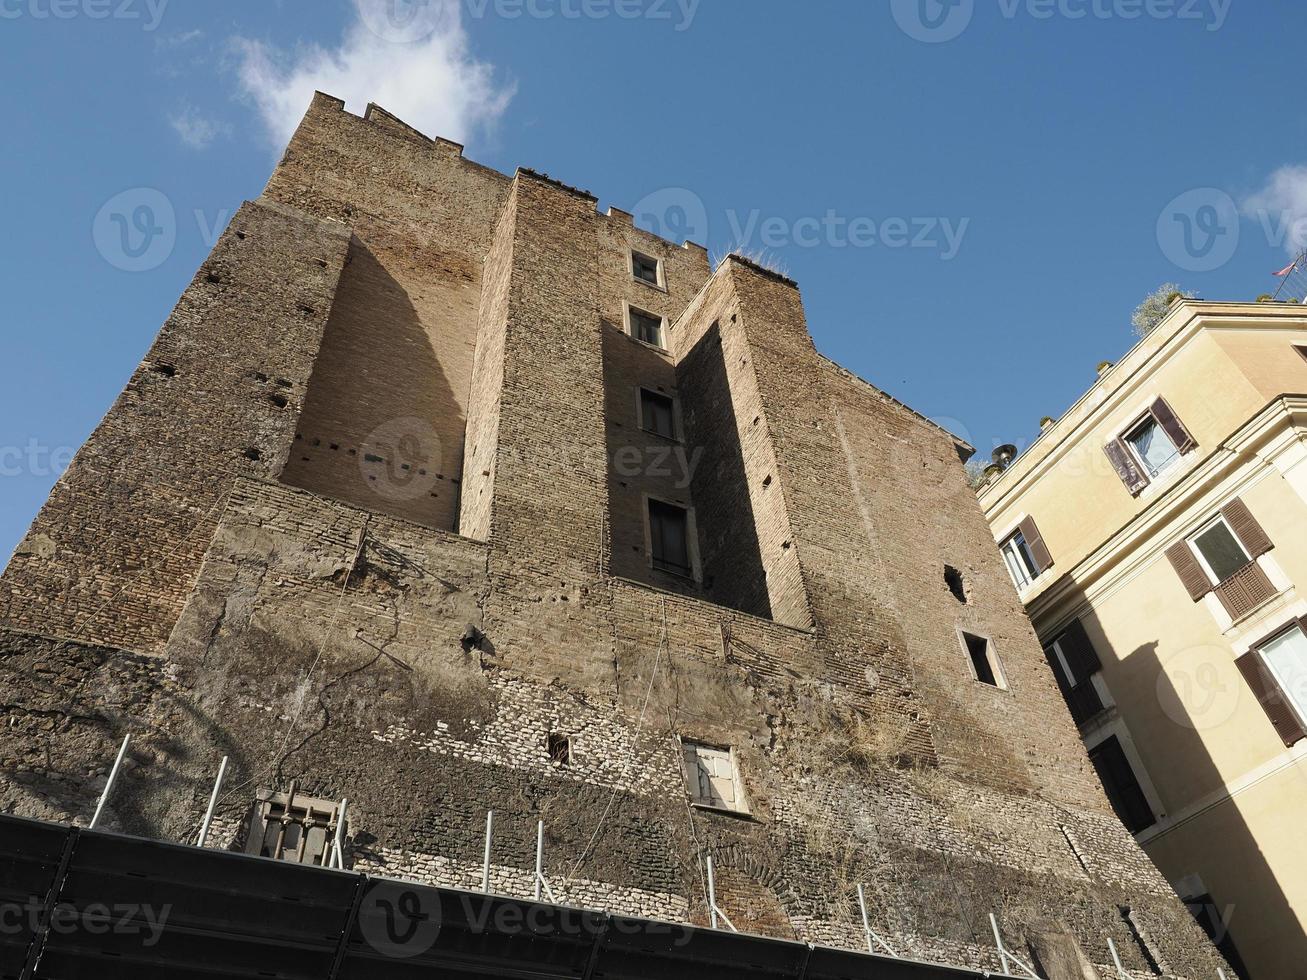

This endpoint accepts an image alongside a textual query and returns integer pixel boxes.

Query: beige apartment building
[980,300,1307,979]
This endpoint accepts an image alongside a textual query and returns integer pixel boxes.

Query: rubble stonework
[0,93,1232,978]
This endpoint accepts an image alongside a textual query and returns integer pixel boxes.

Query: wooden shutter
[1235,651,1307,748]
[1166,541,1211,602]
[1018,516,1053,574]
[1104,439,1149,495]
[1151,397,1197,453]
[1058,618,1102,678]
[1222,497,1273,558]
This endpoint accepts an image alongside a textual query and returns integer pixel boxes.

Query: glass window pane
[641,390,675,438]
[1193,521,1249,583]
[631,310,663,347]
[649,500,689,572]
[1260,628,1307,723]
[1126,418,1179,477]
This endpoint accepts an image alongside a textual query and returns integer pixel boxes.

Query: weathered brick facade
[0,93,1231,978]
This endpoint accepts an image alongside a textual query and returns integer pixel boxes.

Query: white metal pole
[1107,937,1126,978]
[856,884,897,958]
[331,798,349,869]
[990,913,1010,975]
[707,855,719,930]
[196,755,229,847]
[89,734,131,830]
[482,810,494,893]
[534,820,544,901]
[1218,970,1229,980]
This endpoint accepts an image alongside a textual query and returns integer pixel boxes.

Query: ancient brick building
[0,94,1232,978]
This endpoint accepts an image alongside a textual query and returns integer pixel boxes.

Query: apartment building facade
[981,300,1307,978]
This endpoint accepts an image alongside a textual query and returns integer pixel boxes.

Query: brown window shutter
[1151,397,1197,453]
[1018,516,1053,573]
[1235,651,1307,748]
[1104,439,1149,496]
[1058,618,1102,677]
[1222,497,1273,558]
[1166,541,1212,602]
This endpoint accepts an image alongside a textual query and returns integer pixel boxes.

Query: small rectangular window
[1088,736,1156,834]
[648,498,692,576]
[639,388,676,439]
[681,740,747,813]
[961,631,1005,688]
[632,251,662,286]
[1124,416,1181,479]
[1000,531,1039,590]
[243,789,344,866]
[1188,516,1251,586]
[629,307,665,348]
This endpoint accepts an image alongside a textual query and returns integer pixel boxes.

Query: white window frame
[1187,514,1252,587]
[631,250,666,291]
[1254,622,1307,732]
[636,386,681,441]
[957,629,1009,690]
[623,302,668,351]
[1122,410,1182,481]
[642,492,701,582]
[679,738,749,815]
[1000,530,1038,591]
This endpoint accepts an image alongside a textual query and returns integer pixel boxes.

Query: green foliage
[1132,283,1194,339]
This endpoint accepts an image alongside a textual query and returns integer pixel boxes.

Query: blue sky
[2,0,1306,561]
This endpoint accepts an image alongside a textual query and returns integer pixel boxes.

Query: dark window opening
[649,499,691,576]
[1090,738,1156,834]
[547,733,571,765]
[963,632,999,687]
[632,251,660,285]
[629,308,664,348]
[640,388,675,439]
[945,565,967,603]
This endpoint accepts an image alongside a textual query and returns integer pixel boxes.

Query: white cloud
[155,28,203,51]
[1243,165,1307,256]
[170,104,232,150]
[234,0,513,150]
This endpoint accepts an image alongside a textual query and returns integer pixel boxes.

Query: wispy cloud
[155,28,203,51]
[233,0,513,150]
[1242,165,1307,256]
[170,104,232,150]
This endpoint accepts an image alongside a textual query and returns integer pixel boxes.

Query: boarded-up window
[681,741,747,813]
[244,788,343,866]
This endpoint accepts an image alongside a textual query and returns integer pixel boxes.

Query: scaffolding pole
[330,798,349,870]
[196,756,229,847]
[1107,937,1127,978]
[533,820,558,903]
[705,856,737,933]
[989,913,1040,979]
[89,734,131,831]
[855,884,898,958]
[482,810,494,894]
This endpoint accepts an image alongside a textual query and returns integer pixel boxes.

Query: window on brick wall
[243,788,344,866]
[628,306,666,348]
[648,498,693,577]
[681,740,748,813]
[960,631,1006,689]
[1088,737,1156,834]
[639,388,676,440]
[632,250,663,287]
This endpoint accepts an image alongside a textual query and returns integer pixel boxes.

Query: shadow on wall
[678,322,772,620]
[280,240,465,532]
